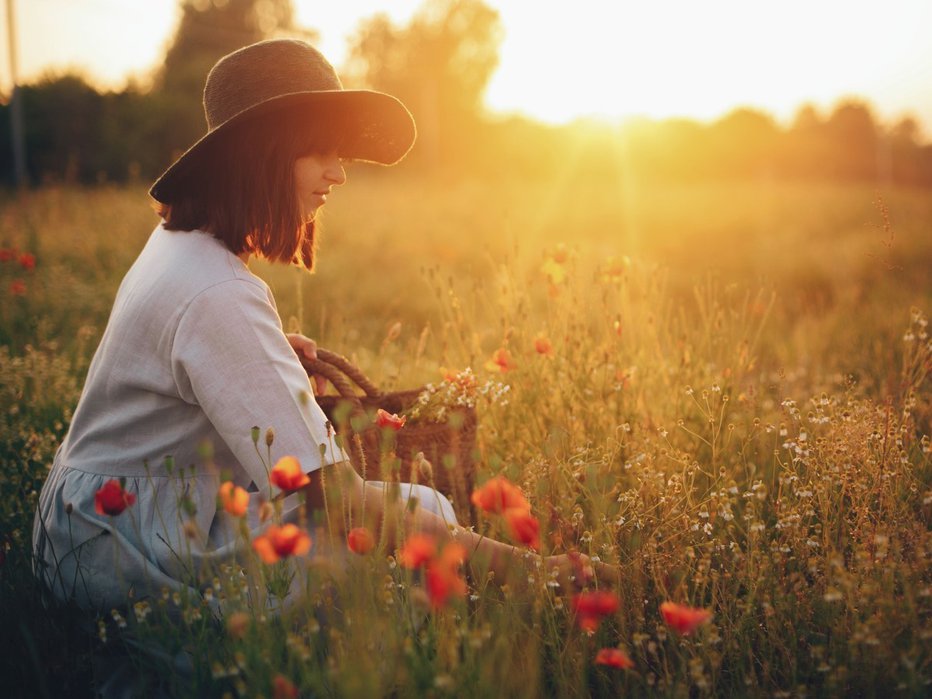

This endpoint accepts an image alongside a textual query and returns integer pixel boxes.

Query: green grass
[1,176,930,697]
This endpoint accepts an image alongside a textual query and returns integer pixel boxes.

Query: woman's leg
[395,482,459,526]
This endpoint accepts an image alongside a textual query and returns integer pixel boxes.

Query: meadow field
[1,173,930,697]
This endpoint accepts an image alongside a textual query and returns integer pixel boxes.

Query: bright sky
[4,0,932,137]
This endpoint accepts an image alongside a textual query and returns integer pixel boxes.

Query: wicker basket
[300,349,477,518]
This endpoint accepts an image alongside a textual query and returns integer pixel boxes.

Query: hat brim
[149,89,416,203]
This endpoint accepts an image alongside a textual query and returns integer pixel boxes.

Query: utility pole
[6,0,26,187]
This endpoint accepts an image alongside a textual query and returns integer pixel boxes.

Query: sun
[482,1,930,126]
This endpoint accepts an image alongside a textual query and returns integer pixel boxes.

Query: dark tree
[707,108,780,177]
[153,0,302,170]
[824,100,879,180]
[19,74,104,183]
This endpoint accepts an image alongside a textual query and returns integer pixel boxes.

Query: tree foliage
[155,0,300,168]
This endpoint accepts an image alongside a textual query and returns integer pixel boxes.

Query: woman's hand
[545,552,620,593]
[286,333,328,395]
[286,332,317,360]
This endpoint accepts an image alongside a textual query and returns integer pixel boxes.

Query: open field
[1,176,931,697]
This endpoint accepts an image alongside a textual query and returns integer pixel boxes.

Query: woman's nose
[326,155,346,186]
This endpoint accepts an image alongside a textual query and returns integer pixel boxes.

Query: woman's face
[294,151,346,220]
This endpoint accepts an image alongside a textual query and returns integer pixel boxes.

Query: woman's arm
[285,333,328,396]
[301,459,619,591]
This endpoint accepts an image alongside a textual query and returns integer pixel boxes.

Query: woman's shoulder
[135,224,270,295]
[111,224,273,332]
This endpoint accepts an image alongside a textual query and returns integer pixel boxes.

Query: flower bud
[265,427,275,447]
[251,426,260,444]
[197,439,214,462]
[384,321,402,344]
[415,452,433,482]
[226,611,249,640]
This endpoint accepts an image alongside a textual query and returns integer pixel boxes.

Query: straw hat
[149,39,416,203]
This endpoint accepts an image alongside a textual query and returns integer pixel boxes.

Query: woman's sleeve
[169,278,345,499]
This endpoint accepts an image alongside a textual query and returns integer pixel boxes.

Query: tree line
[1,0,930,187]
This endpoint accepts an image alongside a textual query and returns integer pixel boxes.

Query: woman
[33,39,612,615]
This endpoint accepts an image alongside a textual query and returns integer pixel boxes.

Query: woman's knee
[400,483,458,525]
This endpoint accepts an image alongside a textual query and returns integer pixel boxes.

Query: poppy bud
[265,427,275,447]
[258,501,274,523]
[384,321,402,343]
[197,440,214,461]
[415,452,433,482]
[226,611,249,640]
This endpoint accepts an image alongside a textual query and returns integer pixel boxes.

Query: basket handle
[299,349,376,476]
[299,347,382,400]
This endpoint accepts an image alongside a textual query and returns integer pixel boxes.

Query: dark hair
[154,109,345,271]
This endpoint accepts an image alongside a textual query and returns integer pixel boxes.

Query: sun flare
[484,1,932,125]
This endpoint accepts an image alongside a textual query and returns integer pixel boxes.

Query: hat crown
[203,39,343,131]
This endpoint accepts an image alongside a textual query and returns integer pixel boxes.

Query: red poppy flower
[272,674,299,699]
[572,590,619,632]
[575,614,599,633]
[270,455,310,491]
[573,590,619,617]
[94,479,136,516]
[252,524,312,564]
[485,347,516,373]
[347,526,375,554]
[375,408,406,431]
[18,253,35,271]
[594,647,634,669]
[425,543,467,609]
[226,611,250,640]
[600,256,630,282]
[470,476,530,514]
[0,248,15,262]
[551,244,569,264]
[615,367,634,388]
[9,279,26,296]
[504,508,540,550]
[533,335,554,356]
[399,533,437,569]
[660,602,712,635]
[218,481,248,517]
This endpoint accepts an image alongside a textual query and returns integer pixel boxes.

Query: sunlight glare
[485,1,931,125]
